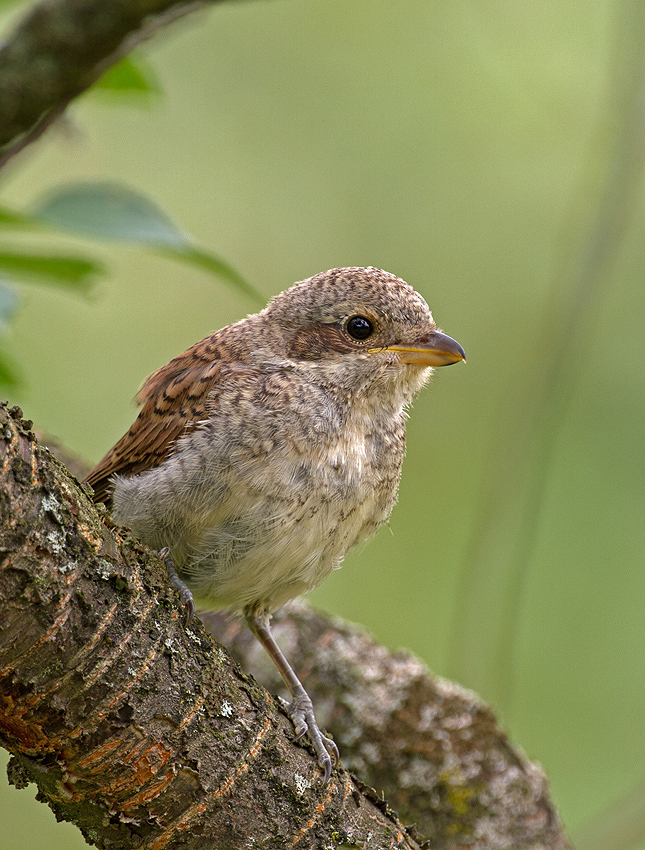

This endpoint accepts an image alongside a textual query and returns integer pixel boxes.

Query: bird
[85,266,465,781]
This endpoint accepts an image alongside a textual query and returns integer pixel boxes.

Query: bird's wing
[85,333,249,505]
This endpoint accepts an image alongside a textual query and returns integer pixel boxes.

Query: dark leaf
[0,252,102,291]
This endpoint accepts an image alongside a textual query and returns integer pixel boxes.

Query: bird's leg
[245,607,339,782]
[158,547,195,625]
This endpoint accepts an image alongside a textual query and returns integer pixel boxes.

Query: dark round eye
[346,315,374,341]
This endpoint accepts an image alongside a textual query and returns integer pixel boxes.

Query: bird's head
[257,267,465,400]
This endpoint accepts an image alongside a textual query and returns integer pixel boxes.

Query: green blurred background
[1,0,644,847]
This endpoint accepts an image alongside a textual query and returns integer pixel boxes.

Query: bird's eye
[346,315,374,341]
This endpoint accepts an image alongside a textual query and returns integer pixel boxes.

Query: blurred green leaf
[0,252,101,291]
[0,281,18,332]
[35,183,189,249]
[0,348,20,388]
[34,182,264,303]
[92,56,160,95]
[0,206,35,228]
[0,182,262,301]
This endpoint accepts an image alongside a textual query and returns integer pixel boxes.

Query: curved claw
[288,693,339,783]
[180,594,195,626]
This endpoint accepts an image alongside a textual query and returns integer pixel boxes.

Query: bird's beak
[370,331,466,367]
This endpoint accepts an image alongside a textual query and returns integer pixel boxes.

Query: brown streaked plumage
[87,334,247,503]
[85,266,465,781]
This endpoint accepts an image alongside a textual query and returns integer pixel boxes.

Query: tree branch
[0,0,216,168]
[0,403,572,849]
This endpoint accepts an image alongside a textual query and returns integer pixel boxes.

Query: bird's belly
[179,444,394,612]
[184,479,385,613]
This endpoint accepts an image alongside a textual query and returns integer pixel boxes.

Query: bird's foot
[158,547,195,625]
[288,688,339,783]
[244,608,339,782]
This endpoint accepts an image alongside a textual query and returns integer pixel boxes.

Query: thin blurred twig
[449,0,645,709]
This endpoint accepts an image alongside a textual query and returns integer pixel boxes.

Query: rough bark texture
[0,405,573,849]
[0,0,213,165]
